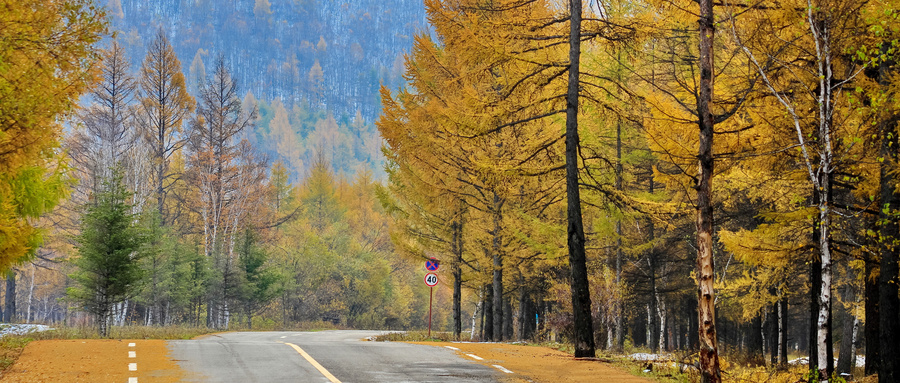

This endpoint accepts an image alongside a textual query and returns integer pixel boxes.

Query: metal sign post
[424,272,438,337]
[428,285,433,338]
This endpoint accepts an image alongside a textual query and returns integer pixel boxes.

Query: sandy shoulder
[1,339,181,383]
[410,341,653,383]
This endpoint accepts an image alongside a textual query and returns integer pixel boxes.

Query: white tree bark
[26,264,34,323]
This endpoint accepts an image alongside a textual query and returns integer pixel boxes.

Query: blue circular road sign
[425,257,439,271]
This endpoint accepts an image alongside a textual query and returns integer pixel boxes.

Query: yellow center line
[284,342,342,383]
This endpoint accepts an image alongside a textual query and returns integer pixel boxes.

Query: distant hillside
[106,0,427,180]
[109,0,426,120]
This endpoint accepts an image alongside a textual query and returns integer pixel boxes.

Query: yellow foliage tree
[0,0,107,270]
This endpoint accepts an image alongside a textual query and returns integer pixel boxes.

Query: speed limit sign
[424,273,439,287]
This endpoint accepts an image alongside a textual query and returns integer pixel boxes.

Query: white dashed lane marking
[466,354,484,360]
[128,343,138,382]
[444,346,459,351]
[493,364,513,374]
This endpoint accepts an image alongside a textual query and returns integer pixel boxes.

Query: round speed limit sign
[424,273,439,287]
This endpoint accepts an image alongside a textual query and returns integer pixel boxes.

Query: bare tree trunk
[614,120,624,351]
[483,283,493,341]
[865,250,880,376]
[658,301,666,352]
[517,281,527,341]
[809,248,821,377]
[647,175,660,353]
[836,291,857,375]
[491,192,504,341]
[779,295,788,367]
[471,295,481,341]
[749,312,764,366]
[696,0,721,380]
[878,40,900,383]
[26,264,34,323]
[565,0,595,358]
[503,298,513,340]
[4,271,16,323]
[451,214,463,340]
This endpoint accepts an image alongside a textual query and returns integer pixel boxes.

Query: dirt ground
[411,341,653,383]
[1,339,181,383]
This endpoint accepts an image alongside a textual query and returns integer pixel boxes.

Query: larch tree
[70,41,139,199]
[564,0,597,357]
[186,56,263,329]
[137,28,195,225]
[695,0,721,379]
[0,0,106,270]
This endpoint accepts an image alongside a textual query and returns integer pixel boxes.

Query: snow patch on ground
[0,323,54,338]
[628,353,671,361]
[788,356,866,367]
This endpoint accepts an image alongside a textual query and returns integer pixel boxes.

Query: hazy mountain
[108,0,428,121]
[106,0,428,180]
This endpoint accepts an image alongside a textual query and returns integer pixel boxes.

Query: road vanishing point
[168,330,500,382]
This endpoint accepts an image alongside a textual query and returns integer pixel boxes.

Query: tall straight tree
[186,57,262,329]
[137,28,195,224]
[696,0,721,380]
[877,28,900,383]
[565,0,596,358]
[70,41,138,197]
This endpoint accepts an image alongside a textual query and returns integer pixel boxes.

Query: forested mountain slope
[109,0,426,120]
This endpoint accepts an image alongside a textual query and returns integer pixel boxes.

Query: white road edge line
[444,346,459,351]
[128,343,136,347]
[129,351,136,358]
[493,365,513,374]
[128,363,137,371]
[128,377,138,383]
[285,342,342,383]
[466,354,484,360]
[280,336,287,339]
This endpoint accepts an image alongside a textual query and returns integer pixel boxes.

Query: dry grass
[371,330,461,342]
[0,324,215,375]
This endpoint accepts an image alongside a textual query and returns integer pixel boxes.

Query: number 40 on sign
[424,273,438,287]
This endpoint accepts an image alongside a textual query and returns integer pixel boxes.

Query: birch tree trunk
[779,295,788,366]
[614,120,624,351]
[26,264,34,323]
[811,9,836,377]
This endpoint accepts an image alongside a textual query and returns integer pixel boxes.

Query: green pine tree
[68,169,145,337]
[237,228,280,329]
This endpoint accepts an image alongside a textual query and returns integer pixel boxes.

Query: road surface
[167,330,501,383]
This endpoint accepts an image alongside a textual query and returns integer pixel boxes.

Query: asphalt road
[167,330,501,383]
